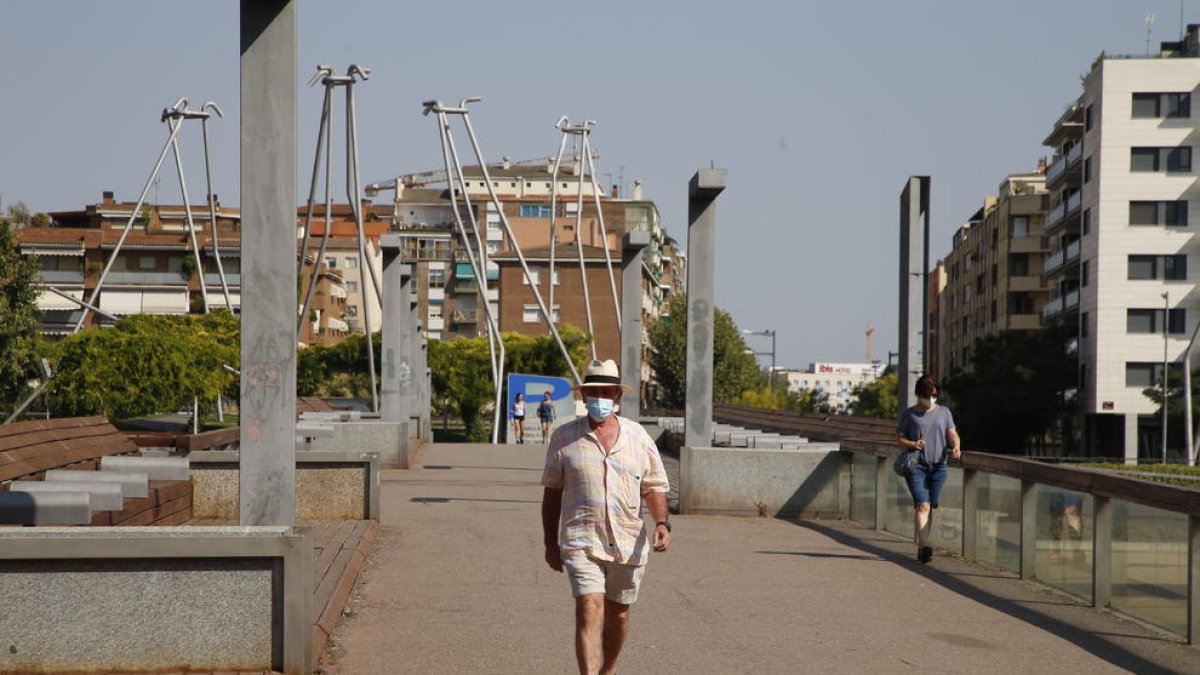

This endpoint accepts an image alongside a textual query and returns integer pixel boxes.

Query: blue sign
[507,373,575,443]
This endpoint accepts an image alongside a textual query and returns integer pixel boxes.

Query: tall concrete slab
[379,235,412,425]
[685,169,727,449]
[898,176,930,410]
[406,286,421,439]
[239,0,297,526]
[621,231,651,420]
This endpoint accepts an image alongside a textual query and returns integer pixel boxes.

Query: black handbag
[893,449,920,477]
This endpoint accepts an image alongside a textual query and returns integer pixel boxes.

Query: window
[1083,157,1092,183]
[139,256,156,271]
[428,268,446,288]
[1127,362,1168,388]
[1085,104,1094,131]
[1083,208,1091,235]
[1167,147,1192,172]
[1131,147,1160,171]
[1081,260,1089,287]
[1010,293,1034,315]
[1131,200,1189,226]
[428,304,442,318]
[1128,254,1187,280]
[522,304,539,323]
[1132,146,1193,172]
[1008,253,1029,277]
[1132,92,1191,118]
[346,281,358,294]
[519,204,552,218]
[1011,216,1029,238]
[522,267,541,285]
[344,257,358,269]
[990,300,997,322]
[1081,311,1089,338]
[1126,308,1186,334]
[348,305,359,318]
[990,264,997,287]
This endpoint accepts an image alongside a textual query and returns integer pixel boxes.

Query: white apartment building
[785,362,885,412]
[1043,30,1200,460]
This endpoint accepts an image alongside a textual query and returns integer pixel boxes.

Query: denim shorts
[906,462,948,508]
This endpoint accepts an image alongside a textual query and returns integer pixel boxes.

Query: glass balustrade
[1110,500,1188,636]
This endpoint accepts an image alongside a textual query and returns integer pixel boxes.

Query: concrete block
[45,469,149,499]
[301,420,410,467]
[296,422,335,439]
[0,491,91,525]
[102,455,189,481]
[300,411,362,422]
[10,480,124,511]
[679,444,845,518]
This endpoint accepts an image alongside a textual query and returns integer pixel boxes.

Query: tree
[849,372,898,419]
[4,201,30,227]
[733,384,829,412]
[49,312,238,420]
[1141,366,1200,457]
[943,326,1076,453]
[647,293,763,409]
[0,222,45,413]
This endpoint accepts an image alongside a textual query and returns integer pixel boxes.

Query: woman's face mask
[585,396,615,422]
[918,396,937,407]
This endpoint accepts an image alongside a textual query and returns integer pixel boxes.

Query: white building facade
[1044,36,1200,460]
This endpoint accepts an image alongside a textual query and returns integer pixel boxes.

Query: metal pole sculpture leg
[568,126,598,360]
[199,102,234,311]
[346,67,384,307]
[298,80,335,338]
[582,128,621,332]
[74,97,191,333]
[3,359,53,425]
[342,68,379,413]
[425,101,505,443]
[547,120,570,319]
[456,99,582,385]
[296,67,334,335]
[164,113,211,314]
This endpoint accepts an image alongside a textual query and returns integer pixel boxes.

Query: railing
[1042,295,1064,318]
[1066,191,1082,216]
[701,405,1200,644]
[105,271,189,285]
[840,441,1199,643]
[38,270,85,283]
[454,281,479,295]
[1047,202,1067,229]
[1047,154,1066,184]
[203,273,241,286]
[1064,289,1080,310]
[454,310,478,323]
[1044,249,1065,275]
[1066,239,1081,263]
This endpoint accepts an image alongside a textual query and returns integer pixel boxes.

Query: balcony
[1046,143,1083,190]
[1065,239,1081,264]
[203,273,241,286]
[1009,236,1047,254]
[427,316,445,332]
[1042,295,1064,318]
[454,310,478,323]
[38,269,85,284]
[1008,275,1045,292]
[326,317,349,332]
[105,271,189,286]
[1043,250,1065,275]
[1046,201,1066,229]
[401,246,452,261]
[428,287,445,302]
[1063,289,1080,310]
[454,280,479,295]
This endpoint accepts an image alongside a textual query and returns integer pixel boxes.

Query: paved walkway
[321,443,1199,674]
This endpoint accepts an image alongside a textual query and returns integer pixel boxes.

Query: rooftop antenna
[1182,0,1186,42]
[1146,11,1156,56]
[865,323,875,363]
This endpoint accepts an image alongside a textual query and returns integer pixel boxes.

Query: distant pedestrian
[541,359,671,675]
[537,390,556,442]
[896,374,961,564]
[511,393,526,444]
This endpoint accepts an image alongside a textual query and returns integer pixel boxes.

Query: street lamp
[743,329,777,389]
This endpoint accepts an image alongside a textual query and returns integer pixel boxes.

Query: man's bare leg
[599,599,630,675]
[575,594,605,674]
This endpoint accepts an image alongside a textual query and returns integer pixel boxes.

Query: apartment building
[785,362,885,412]
[936,169,1051,380]
[1043,30,1200,459]
[20,192,243,336]
[298,210,386,338]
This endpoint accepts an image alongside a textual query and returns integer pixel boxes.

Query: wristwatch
[655,521,671,532]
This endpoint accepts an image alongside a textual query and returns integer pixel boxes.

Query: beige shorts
[562,551,646,605]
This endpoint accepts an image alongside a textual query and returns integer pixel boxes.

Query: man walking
[541,359,671,675]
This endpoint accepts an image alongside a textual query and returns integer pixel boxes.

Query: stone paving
[321,443,1200,674]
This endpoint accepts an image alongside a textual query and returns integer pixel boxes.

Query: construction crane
[865,323,875,364]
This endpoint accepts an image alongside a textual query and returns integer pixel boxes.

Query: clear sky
[0,1,1192,368]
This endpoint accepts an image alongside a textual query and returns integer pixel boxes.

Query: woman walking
[896,375,961,564]
[511,393,526,444]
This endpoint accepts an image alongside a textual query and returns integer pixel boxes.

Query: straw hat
[575,359,632,393]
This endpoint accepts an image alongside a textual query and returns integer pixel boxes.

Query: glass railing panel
[974,473,1021,572]
[883,469,911,540]
[1033,485,1093,602]
[931,467,963,553]
[849,453,876,527]
[1110,500,1188,636]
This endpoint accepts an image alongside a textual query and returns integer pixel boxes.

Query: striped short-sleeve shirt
[541,415,670,566]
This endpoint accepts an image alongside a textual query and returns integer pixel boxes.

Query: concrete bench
[45,469,149,499]
[295,423,335,441]
[10,480,124,511]
[101,455,189,481]
[300,411,362,422]
[0,490,91,525]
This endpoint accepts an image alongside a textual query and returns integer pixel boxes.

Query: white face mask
[919,396,937,407]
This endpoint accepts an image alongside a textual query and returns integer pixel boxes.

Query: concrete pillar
[404,292,420,439]
[874,455,888,532]
[1188,514,1199,644]
[684,168,726,450]
[378,235,412,425]
[621,231,651,420]
[962,469,977,558]
[1124,412,1139,464]
[898,176,930,409]
[239,0,297,528]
